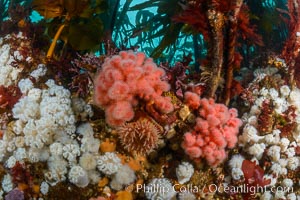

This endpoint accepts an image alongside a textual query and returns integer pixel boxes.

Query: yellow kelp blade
[32,0,64,19]
[63,0,90,17]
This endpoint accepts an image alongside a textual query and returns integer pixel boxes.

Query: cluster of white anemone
[1,78,136,195]
[229,66,300,200]
[0,33,137,197]
[142,162,196,200]
[0,33,25,87]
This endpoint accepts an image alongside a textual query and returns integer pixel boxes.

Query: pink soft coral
[94,51,173,126]
[184,91,201,109]
[182,98,242,167]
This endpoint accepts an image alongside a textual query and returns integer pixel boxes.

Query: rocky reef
[0,0,300,200]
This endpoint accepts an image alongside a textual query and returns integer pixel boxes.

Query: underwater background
[0,0,300,199]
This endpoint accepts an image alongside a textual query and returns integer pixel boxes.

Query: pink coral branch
[182,96,242,167]
[93,51,173,126]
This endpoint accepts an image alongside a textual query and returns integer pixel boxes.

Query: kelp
[129,0,184,59]
[32,0,108,58]
[0,0,9,24]
[246,0,288,53]
[32,0,106,19]
[113,0,135,48]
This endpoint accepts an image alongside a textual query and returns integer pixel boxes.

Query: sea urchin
[117,118,160,155]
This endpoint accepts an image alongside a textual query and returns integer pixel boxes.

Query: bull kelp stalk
[206,5,224,98]
[281,0,300,88]
[32,0,108,60]
[46,23,67,59]
[45,12,71,60]
[223,0,243,105]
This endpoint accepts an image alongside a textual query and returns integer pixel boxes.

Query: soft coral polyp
[93,51,173,126]
[182,97,243,167]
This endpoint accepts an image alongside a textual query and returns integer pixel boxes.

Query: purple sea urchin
[117,118,160,155]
